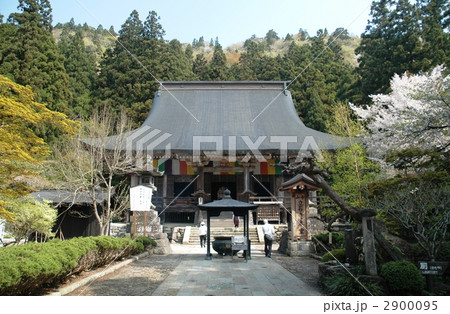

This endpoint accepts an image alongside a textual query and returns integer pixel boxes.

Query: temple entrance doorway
[210,175,237,201]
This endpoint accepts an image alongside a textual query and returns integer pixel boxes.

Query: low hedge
[324,273,384,296]
[321,248,346,263]
[0,236,155,295]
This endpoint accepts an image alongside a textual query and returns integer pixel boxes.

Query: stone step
[162,225,262,244]
[187,226,260,244]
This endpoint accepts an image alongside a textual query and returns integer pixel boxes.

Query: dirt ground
[271,252,324,293]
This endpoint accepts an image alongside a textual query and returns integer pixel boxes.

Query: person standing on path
[233,214,239,229]
[262,219,275,257]
[198,221,207,248]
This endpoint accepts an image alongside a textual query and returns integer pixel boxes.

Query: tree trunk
[310,173,362,219]
[310,172,405,261]
[372,219,403,261]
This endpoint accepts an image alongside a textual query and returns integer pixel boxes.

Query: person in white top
[262,219,275,257]
[198,221,207,248]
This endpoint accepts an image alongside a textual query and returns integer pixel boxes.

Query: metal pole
[246,211,251,259]
[206,212,211,260]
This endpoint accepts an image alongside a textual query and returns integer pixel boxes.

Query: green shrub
[0,236,147,295]
[135,236,157,248]
[380,261,425,295]
[324,273,384,296]
[321,248,346,263]
[313,232,345,251]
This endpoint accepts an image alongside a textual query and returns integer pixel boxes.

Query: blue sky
[1,0,373,47]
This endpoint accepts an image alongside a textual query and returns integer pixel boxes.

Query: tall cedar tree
[97,10,195,127]
[419,0,450,69]
[96,10,156,127]
[192,53,210,80]
[209,42,227,80]
[0,0,71,115]
[356,0,449,103]
[58,29,97,118]
[285,33,357,132]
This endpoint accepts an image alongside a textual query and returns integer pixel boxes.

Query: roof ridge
[160,81,289,90]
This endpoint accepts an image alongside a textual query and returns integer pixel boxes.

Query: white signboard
[130,185,153,211]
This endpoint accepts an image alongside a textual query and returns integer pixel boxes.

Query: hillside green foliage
[1,0,447,131]
[356,0,449,102]
[0,0,71,115]
[58,29,97,118]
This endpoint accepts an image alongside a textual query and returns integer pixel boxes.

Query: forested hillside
[1,0,447,131]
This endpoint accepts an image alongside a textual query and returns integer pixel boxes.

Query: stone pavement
[152,244,321,296]
[65,243,322,296]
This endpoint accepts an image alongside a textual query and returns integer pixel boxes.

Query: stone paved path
[66,243,322,296]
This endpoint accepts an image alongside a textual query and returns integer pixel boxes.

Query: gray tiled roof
[31,190,108,205]
[85,81,350,155]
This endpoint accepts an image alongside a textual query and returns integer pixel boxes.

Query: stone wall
[132,210,171,255]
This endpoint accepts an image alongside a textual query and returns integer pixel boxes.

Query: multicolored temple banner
[152,159,195,175]
[253,159,283,175]
[152,159,283,175]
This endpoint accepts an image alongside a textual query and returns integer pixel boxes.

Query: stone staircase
[163,212,263,245]
[187,226,260,245]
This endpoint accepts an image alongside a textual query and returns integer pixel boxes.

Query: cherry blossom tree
[350,65,449,162]
[351,65,450,264]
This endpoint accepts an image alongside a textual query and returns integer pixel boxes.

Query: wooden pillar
[162,174,168,208]
[345,229,357,264]
[197,166,204,191]
[276,176,287,224]
[289,189,309,241]
[362,216,377,276]
[300,190,308,240]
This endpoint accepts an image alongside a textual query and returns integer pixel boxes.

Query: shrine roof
[85,81,350,156]
[279,173,319,191]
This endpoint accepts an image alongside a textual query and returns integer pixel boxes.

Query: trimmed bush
[135,236,157,248]
[324,273,384,296]
[380,260,425,295]
[0,236,147,295]
[321,248,346,263]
